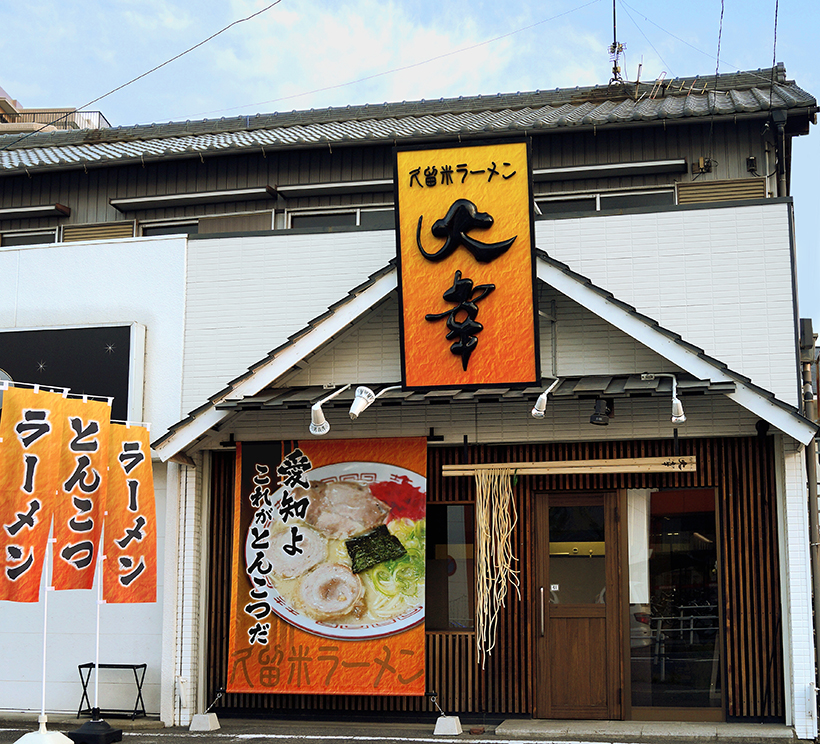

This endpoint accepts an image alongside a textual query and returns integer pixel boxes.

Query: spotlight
[671,396,686,424]
[309,384,351,436]
[531,379,561,419]
[642,372,687,424]
[349,385,402,420]
[589,398,611,426]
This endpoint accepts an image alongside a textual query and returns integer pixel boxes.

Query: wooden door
[534,492,622,719]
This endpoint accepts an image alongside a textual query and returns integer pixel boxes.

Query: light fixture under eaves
[589,398,611,426]
[309,384,351,436]
[531,379,561,419]
[641,373,686,424]
[349,385,402,420]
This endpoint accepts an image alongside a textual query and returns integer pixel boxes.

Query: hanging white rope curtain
[474,468,521,669]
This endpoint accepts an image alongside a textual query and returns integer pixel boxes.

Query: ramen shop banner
[0,384,156,603]
[227,437,427,695]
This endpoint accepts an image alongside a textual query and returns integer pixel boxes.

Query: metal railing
[0,110,111,130]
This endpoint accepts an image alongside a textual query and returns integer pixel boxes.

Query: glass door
[629,488,722,713]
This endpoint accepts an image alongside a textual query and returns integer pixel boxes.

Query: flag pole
[40,538,53,722]
[14,537,73,744]
[66,531,122,744]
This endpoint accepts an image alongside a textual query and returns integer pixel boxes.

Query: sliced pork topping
[299,563,364,620]
[265,523,327,579]
[295,480,391,540]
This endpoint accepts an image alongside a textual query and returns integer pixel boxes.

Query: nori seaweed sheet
[346,524,407,574]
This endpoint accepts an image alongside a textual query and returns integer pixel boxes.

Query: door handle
[540,586,545,637]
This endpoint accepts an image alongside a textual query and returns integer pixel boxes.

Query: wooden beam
[441,455,697,476]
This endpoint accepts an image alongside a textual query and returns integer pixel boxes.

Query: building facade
[0,64,818,736]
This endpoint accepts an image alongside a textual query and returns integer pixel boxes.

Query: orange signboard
[227,438,426,695]
[0,387,66,602]
[103,423,157,603]
[53,397,111,591]
[396,140,538,388]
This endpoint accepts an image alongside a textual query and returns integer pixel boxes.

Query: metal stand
[67,544,123,744]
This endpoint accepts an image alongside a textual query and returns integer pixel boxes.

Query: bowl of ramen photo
[244,462,426,640]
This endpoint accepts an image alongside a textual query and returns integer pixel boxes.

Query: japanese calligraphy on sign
[0,385,156,604]
[102,422,157,603]
[395,140,539,388]
[227,438,426,696]
[0,387,66,602]
[53,397,111,591]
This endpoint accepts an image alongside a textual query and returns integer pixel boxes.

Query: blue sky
[2,0,818,325]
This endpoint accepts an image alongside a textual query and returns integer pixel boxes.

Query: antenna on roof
[609,0,626,85]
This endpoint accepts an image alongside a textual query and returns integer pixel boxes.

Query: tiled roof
[1,66,815,176]
[212,374,737,411]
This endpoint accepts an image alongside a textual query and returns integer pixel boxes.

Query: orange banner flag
[52,397,111,591]
[0,386,67,602]
[103,423,156,603]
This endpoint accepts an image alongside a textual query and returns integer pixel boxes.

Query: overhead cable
[0,0,283,151]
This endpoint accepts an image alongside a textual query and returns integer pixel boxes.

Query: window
[426,504,475,630]
[0,231,57,247]
[141,222,199,236]
[288,207,395,230]
[290,212,356,229]
[536,189,674,216]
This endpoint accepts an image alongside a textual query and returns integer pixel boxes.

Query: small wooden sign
[442,455,697,477]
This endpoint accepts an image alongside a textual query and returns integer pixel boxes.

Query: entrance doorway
[534,492,622,719]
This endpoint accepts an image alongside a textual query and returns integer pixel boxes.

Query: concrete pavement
[0,714,803,744]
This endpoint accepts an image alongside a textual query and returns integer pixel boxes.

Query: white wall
[538,202,800,405]
[182,230,395,413]
[183,203,799,430]
[0,236,186,716]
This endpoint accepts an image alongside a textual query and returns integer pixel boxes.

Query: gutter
[800,321,820,717]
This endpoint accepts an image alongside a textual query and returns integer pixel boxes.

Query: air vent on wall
[676,178,767,204]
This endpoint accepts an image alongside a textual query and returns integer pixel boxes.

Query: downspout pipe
[772,109,789,197]
[799,321,820,716]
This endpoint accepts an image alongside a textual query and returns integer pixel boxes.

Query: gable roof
[1,66,815,176]
[151,252,818,461]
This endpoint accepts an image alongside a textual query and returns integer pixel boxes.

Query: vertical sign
[53,397,111,590]
[0,387,66,601]
[227,438,426,695]
[103,423,156,603]
[395,140,538,388]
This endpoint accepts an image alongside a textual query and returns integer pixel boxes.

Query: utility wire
[619,0,737,71]
[706,0,725,166]
[769,0,779,108]
[618,0,785,93]
[0,0,283,151]
[616,0,673,78]
[174,0,605,120]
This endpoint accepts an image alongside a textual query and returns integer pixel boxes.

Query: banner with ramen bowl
[227,438,426,695]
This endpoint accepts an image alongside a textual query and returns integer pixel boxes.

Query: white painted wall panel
[0,236,187,434]
[285,297,402,387]
[537,202,799,405]
[282,283,676,389]
[0,463,168,715]
[777,437,817,739]
[183,230,395,413]
[0,236,185,716]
